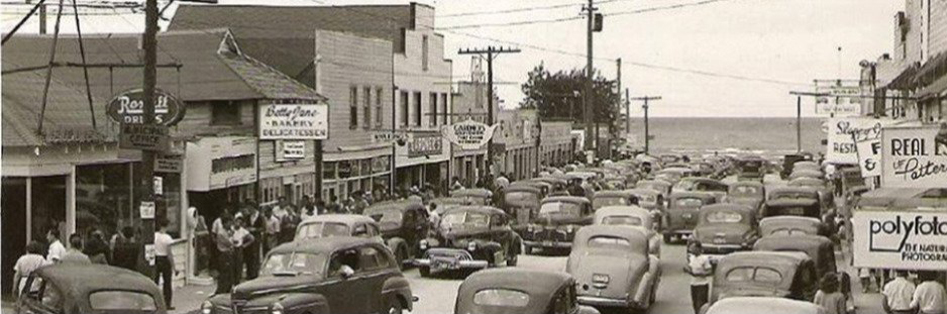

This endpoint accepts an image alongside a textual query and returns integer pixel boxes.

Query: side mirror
[340,265,355,279]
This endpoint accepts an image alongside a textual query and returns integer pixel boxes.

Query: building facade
[496,109,540,181]
[449,58,497,187]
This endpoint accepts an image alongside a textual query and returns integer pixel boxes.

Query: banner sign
[275,140,306,162]
[259,104,329,140]
[408,132,443,158]
[106,88,185,126]
[814,81,863,117]
[881,124,947,188]
[852,210,947,270]
[825,117,888,164]
[441,119,499,150]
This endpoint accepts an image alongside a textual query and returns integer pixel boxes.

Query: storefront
[322,155,392,202]
[185,136,258,224]
[395,131,449,194]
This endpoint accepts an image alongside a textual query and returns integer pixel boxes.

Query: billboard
[852,210,947,270]
[880,124,947,188]
[814,81,863,117]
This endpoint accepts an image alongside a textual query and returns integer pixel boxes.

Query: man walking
[686,242,714,314]
[61,234,91,264]
[883,270,916,314]
[154,218,177,310]
[911,271,946,314]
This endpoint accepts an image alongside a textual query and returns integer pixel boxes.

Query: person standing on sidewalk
[13,241,48,296]
[214,216,236,295]
[883,270,916,314]
[814,273,848,314]
[243,206,264,281]
[686,242,713,314]
[46,228,66,263]
[154,218,177,310]
[61,234,91,264]
[910,271,947,314]
[263,206,280,254]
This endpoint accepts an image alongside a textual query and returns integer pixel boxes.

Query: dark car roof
[299,214,376,226]
[36,264,162,301]
[624,188,661,197]
[765,198,819,207]
[504,185,543,193]
[269,236,378,255]
[442,205,507,216]
[542,196,591,204]
[768,186,819,198]
[670,191,717,201]
[456,268,573,314]
[363,200,425,214]
[681,177,725,185]
[754,235,834,256]
[789,177,825,187]
[700,203,756,217]
[451,188,494,198]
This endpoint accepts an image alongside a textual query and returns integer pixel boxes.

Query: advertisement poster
[275,141,306,162]
[258,104,329,140]
[814,81,863,117]
[441,119,499,150]
[880,124,947,188]
[826,117,888,164]
[852,210,947,270]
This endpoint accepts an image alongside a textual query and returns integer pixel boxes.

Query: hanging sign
[881,123,947,188]
[441,119,499,150]
[258,104,329,140]
[139,201,156,219]
[120,124,169,151]
[813,81,862,117]
[275,140,306,162]
[825,117,889,164]
[106,88,185,126]
[408,132,443,158]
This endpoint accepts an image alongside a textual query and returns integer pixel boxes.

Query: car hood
[231,275,322,301]
[569,251,647,298]
[694,224,754,244]
[440,225,492,239]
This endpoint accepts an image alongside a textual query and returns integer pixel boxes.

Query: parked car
[15,264,165,314]
[759,216,825,237]
[414,206,521,277]
[533,176,569,194]
[709,251,818,304]
[781,153,814,179]
[522,196,594,254]
[736,156,765,182]
[594,206,661,256]
[363,200,431,266]
[201,237,413,314]
[503,185,545,227]
[451,188,494,206]
[788,177,835,212]
[725,181,765,211]
[663,192,718,243]
[295,214,384,243]
[455,268,600,314]
[762,198,822,220]
[703,297,826,314]
[512,180,552,198]
[568,225,661,311]
[592,190,640,211]
[625,188,667,230]
[636,180,673,199]
[753,234,837,280]
[690,203,758,254]
[672,177,729,201]
[431,197,472,215]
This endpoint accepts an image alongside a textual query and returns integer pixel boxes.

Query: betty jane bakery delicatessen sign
[881,124,947,188]
[259,104,329,140]
[852,210,947,270]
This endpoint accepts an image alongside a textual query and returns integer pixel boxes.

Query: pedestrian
[13,241,48,296]
[232,217,255,283]
[111,227,139,271]
[263,206,280,253]
[46,227,67,263]
[839,271,855,314]
[428,202,441,228]
[61,233,91,264]
[243,206,264,280]
[326,195,342,214]
[686,242,713,314]
[214,216,236,294]
[84,229,110,264]
[814,273,848,314]
[278,204,299,244]
[859,267,874,293]
[910,271,947,314]
[188,207,211,277]
[272,197,288,220]
[884,270,917,314]
[154,218,177,310]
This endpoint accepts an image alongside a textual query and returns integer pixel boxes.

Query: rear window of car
[725,267,782,284]
[473,289,530,307]
[296,222,350,240]
[675,198,704,207]
[705,211,743,223]
[505,192,539,206]
[587,236,631,248]
[89,291,157,311]
[732,186,760,195]
[601,215,643,226]
[593,196,628,208]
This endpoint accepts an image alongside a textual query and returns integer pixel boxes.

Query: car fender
[381,276,414,312]
[386,237,408,258]
[633,270,654,305]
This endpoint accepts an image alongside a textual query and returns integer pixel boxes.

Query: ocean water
[622,117,826,158]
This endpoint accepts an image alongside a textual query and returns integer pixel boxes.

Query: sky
[2,0,904,117]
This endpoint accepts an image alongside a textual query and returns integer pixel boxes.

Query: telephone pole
[630,96,662,155]
[583,0,597,155]
[625,88,631,137]
[458,46,520,177]
[138,0,158,278]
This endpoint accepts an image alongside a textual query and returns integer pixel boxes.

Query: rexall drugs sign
[852,210,947,270]
[881,124,947,188]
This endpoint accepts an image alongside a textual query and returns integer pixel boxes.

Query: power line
[606,0,732,16]
[438,0,631,18]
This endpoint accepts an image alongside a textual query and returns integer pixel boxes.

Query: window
[441,93,448,124]
[89,291,157,311]
[350,86,358,129]
[261,253,325,276]
[296,222,350,240]
[358,246,390,270]
[363,87,372,130]
[430,92,438,126]
[601,215,643,226]
[473,289,529,307]
[400,91,409,127]
[705,211,743,223]
[211,101,240,125]
[414,91,422,126]
[376,87,384,128]
[422,35,429,71]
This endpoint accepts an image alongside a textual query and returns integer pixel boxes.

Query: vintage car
[594,206,661,256]
[725,181,766,210]
[414,206,521,276]
[15,263,165,314]
[363,200,431,265]
[455,268,600,314]
[663,192,718,243]
[736,156,766,182]
[451,188,495,206]
[759,216,825,236]
[781,154,813,179]
[709,251,818,304]
[532,176,569,195]
[793,161,822,173]
[703,297,826,314]
[788,177,835,211]
[512,180,553,198]
[754,235,837,280]
[503,185,545,227]
[522,196,594,253]
[567,226,660,311]
[672,177,729,201]
[295,214,384,243]
[592,190,640,211]
[636,180,673,199]
[690,204,759,254]
[625,188,666,230]
[788,169,823,181]
[201,237,413,314]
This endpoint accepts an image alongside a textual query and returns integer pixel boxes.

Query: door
[321,248,361,313]
[2,177,27,296]
[354,245,394,313]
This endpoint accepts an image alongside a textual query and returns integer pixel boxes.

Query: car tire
[419,266,430,278]
[385,295,404,314]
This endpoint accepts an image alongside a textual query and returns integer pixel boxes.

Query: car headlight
[566,225,574,233]
[468,241,477,251]
[200,301,213,314]
[271,303,284,314]
[419,239,428,250]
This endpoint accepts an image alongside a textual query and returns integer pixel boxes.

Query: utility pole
[458,46,520,177]
[630,96,662,155]
[583,0,597,155]
[138,0,158,278]
[39,1,47,34]
[625,88,630,137]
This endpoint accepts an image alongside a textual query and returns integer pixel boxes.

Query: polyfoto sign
[881,124,947,188]
[258,104,329,140]
[826,117,888,164]
[441,119,499,150]
[852,210,947,270]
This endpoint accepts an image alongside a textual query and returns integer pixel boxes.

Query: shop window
[323,162,338,180]
[430,92,438,126]
[361,159,373,175]
[400,91,409,127]
[414,91,422,127]
[363,87,372,130]
[211,101,240,126]
[350,86,358,129]
[338,161,353,179]
[376,87,384,128]
[76,164,138,241]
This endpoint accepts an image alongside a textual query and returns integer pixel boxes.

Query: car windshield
[725,267,783,284]
[601,215,643,226]
[367,210,403,224]
[261,252,326,276]
[539,202,583,219]
[587,236,631,249]
[473,289,530,307]
[674,197,704,208]
[593,196,628,209]
[705,211,743,223]
[675,180,697,191]
[505,192,539,207]
[731,185,760,196]
[295,222,350,240]
[88,291,157,311]
[441,211,490,228]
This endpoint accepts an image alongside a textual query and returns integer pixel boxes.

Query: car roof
[623,188,661,196]
[754,235,834,254]
[639,180,671,186]
[504,185,543,193]
[729,181,764,188]
[707,297,824,314]
[363,200,425,214]
[700,203,755,214]
[594,190,635,197]
[681,177,724,184]
[269,236,379,255]
[719,251,810,268]
[670,191,717,201]
[451,188,493,197]
[456,268,572,314]
[789,177,825,186]
[573,225,649,254]
[442,205,507,216]
[36,264,162,299]
[765,198,819,207]
[533,177,567,184]
[542,196,590,204]
[594,206,653,226]
[768,186,819,195]
[299,214,376,226]
[431,197,471,205]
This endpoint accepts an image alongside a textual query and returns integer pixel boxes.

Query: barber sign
[852,210,947,270]
[881,124,947,188]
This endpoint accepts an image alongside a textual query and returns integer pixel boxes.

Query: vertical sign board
[852,210,947,270]
[825,117,888,165]
[880,124,947,188]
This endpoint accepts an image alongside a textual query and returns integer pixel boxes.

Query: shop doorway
[2,177,27,297]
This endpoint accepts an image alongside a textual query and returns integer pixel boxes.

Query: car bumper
[700,243,748,254]
[663,230,692,236]
[523,240,572,248]
[578,296,643,309]
[413,258,489,270]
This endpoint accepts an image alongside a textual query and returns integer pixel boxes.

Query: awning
[915,51,947,84]
[887,62,919,90]
[916,74,947,100]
